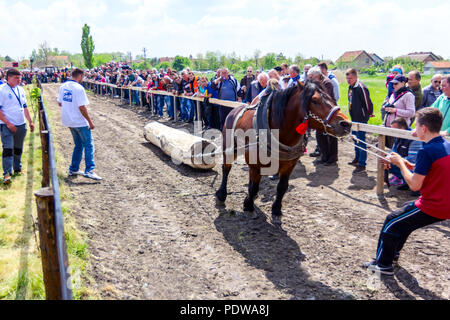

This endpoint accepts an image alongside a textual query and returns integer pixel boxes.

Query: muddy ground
[43,84,449,300]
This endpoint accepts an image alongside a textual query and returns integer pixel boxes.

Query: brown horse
[215,80,352,222]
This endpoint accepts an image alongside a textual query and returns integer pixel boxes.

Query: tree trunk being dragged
[144,121,217,170]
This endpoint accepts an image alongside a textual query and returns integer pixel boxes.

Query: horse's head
[300,80,352,137]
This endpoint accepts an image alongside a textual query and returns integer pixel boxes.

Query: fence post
[129,88,132,106]
[196,100,202,131]
[151,93,154,114]
[38,108,50,188]
[376,134,386,195]
[35,187,64,300]
[140,89,143,108]
[174,96,178,122]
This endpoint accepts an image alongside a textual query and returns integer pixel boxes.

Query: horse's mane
[270,80,324,128]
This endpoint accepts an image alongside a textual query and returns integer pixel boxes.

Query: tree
[81,24,95,69]
[263,53,277,70]
[172,55,190,71]
[5,55,13,62]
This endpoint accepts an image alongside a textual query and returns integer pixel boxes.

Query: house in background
[335,50,375,70]
[398,52,441,63]
[424,61,450,75]
[159,57,174,64]
[369,53,384,65]
[1,61,17,70]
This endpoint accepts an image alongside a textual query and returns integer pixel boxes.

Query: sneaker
[348,159,358,166]
[324,161,337,167]
[3,175,11,185]
[363,259,395,276]
[396,184,409,191]
[84,171,103,181]
[270,174,280,181]
[68,170,84,177]
[390,176,404,187]
[353,165,366,173]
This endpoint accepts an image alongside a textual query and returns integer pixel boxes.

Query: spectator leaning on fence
[382,74,416,148]
[57,68,102,181]
[246,72,268,104]
[364,107,450,276]
[212,68,239,130]
[0,69,35,185]
[431,75,450,137]
[421,74,442,109]
[346,68,374,173]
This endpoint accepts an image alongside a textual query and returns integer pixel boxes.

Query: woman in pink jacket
[383,75,416,147]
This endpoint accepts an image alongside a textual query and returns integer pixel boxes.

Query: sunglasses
[433,81,441,84]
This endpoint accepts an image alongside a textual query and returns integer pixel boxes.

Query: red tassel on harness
[296,120,309,135]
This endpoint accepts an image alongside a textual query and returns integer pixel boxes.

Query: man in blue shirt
[211,68,240,130]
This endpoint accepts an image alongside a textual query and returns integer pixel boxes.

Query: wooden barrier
[85,80,450,196]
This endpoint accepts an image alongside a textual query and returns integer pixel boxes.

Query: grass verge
[0,85,98,300]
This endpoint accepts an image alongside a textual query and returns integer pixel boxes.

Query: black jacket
[348,80,373,123]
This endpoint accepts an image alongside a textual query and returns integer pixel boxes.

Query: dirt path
[44,84,449,300]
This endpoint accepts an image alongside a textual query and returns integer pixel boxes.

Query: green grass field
[0,86,96,300]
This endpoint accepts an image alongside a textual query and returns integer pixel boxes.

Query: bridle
[304,105,341,135]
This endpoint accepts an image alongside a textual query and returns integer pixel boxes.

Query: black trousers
[375,201,443,266]
[317,131,338,163]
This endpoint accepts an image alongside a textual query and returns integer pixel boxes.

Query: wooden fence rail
[84,80,448,196]
[35,82,72,300]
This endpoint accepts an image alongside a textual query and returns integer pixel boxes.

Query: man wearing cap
[0,69,35,184]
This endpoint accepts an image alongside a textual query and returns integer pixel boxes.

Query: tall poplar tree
[81,24,95,69]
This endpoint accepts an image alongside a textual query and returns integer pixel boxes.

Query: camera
[382,102,395,114]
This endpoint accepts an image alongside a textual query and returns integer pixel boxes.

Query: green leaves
[81,24,95,69]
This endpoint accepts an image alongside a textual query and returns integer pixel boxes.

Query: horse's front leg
[216,164,232,203]
[243,166,261,212]
[272,174,289,217]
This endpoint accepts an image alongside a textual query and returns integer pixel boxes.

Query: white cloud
[1,0,449,61]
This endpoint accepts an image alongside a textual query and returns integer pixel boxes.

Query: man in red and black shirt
[365,107,450,275]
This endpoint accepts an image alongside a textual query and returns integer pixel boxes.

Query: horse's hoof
[215,197,226,208]
[215,190,227,203]
[272,215,282,225]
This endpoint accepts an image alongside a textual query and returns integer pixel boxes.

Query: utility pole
[143,47,147,60]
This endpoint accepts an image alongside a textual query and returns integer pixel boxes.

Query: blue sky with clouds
[1,0,449,61]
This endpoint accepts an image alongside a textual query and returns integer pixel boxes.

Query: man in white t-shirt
[0,69,35,184]
[57,68,102,181]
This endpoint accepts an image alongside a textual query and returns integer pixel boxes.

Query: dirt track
[44,84,449,300]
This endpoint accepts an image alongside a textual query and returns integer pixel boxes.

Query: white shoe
[84,171,103,181]
[68,170,84,177]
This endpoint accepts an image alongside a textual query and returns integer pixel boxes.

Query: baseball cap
[390,75,407,84]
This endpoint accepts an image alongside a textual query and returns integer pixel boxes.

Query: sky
[1,0,449,62]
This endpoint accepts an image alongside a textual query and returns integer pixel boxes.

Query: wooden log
[144,121,217,170]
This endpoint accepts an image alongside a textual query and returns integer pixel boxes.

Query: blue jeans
[180,98,193,120]
[1,124,27,176]
[69,127,95,173]
[353,130,367,167]
[154,95,164,116]
[165,96,174,118]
